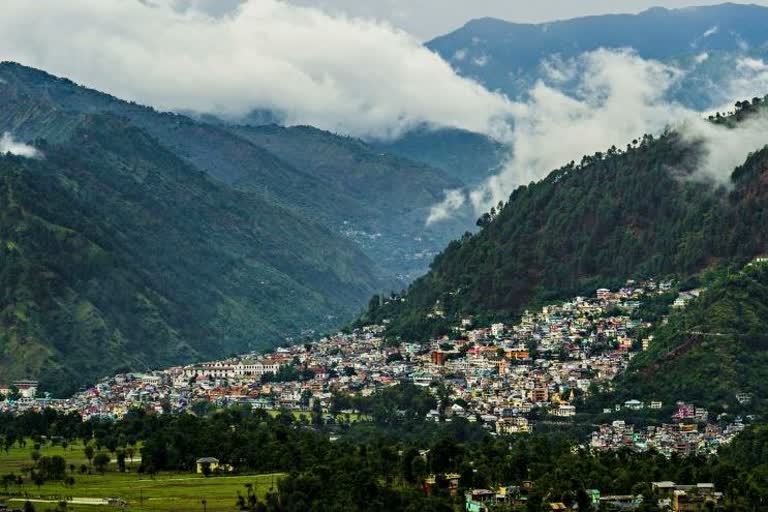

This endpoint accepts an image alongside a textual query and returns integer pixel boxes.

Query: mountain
[0,62,470,281]
[427,3,768,108]
[359,100,768,339]
[226,124,475,278]
[0,108,386,395]
[370,126,506,188]
[608,260,768,414]
[0,63,484,393]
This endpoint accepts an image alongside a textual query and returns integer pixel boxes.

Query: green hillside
[0,62,469,280]
[0,112,382,395]
[608,261,768,414]
[229,124,475,278]
[360,103,768,340]
[370,126,506,187]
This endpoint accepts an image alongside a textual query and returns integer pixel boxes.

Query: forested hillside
[607,261,768,414]
[229,124,474,277]
[360,102,768,340]
[370,126,506,187]
[0,62,470,280]
[0,112,383,395]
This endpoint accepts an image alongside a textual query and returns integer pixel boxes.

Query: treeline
[3,401,768,510]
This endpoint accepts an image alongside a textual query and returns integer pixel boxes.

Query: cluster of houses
[5,280,741,445]
[2,280,691,435]
[0,380,39,399]
[463,481,722,511]
[588,415,746,458]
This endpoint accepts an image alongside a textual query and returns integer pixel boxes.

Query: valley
[3,2,768,511]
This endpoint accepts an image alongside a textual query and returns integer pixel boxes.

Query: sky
[281,0,768,40]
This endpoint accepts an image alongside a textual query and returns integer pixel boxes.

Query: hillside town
[588,415,746,458]
[463,480,725,512]
[0,280,746,457]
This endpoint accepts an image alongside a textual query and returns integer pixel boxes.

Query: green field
[0,440,280,511]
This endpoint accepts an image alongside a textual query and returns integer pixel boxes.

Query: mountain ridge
[0,99,387,394]
[428,3,768,108]
[0,61,470,281]
[358,101,768,340]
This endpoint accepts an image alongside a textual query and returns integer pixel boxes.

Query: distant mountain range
[428,3,768,109]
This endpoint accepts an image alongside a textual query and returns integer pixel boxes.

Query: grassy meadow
[0,439,280,511]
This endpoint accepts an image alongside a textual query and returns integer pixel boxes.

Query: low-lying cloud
[678,112,768,184]
[0,132,40,158]
[2,1,766,224]
[430,49,768,222]
[0,0,512,139]
[725,56,768,102]
[427,189,466,225]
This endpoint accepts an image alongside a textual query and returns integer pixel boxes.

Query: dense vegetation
[599,261,768,415]
[371,125,506,187]
[0,61,472,280]
[3,397,768,511]
[229,124,475,278]
[0,61,493,393]
[360,102,768,341]
[0,111,384,395]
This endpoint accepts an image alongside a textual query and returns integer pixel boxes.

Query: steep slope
[609,261,768,414]
[360,111,768,339]
[0,112,382,395]
[370,126,506,188]
[0,62,467,280]
[228,124,475,278]
[427,3,768,107]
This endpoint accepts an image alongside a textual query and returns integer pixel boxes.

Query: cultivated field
[0,440,280,511]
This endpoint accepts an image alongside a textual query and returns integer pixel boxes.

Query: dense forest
[596,260,768,415]
[0,60,497,394]
[359,98,768,342]
[0,112,383,395]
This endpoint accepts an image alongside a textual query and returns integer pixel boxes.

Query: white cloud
[724,57,768,103]
[540,55,578,82]
[453,48,468,61]
[469,49,691,210]
[0,0,513,140]
[694,52,709,64]
[679,114,768,184]
[427,189,466,225]
[702,25,719,38]
[0,133,41,158]
[434,49,768,218]
[737,57,768,72]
